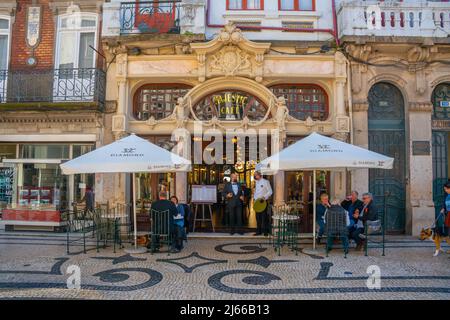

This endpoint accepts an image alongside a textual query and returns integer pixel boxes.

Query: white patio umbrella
[61,134,191,253]
[256,132,394,249]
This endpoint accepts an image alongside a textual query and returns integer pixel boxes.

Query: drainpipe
[205,0,340,46]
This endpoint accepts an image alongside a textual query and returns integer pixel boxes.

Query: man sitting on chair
[149,190,179,253]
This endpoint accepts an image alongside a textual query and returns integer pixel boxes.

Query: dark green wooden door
[432,83,450,215]
[368,82,406,233]
[432,131,448,215]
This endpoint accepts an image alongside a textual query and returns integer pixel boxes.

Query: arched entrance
[368,82,406,233]
[432,82,450,215]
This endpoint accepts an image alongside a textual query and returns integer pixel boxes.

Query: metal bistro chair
[364,192,389,257]
[150,209,173,255]
[270,204,300,256]
[65,202,97,254]
[325,206,350,258]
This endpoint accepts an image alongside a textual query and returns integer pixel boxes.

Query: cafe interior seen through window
[270,84,329,121]
[0,144,94,212]
[133,84,192,120]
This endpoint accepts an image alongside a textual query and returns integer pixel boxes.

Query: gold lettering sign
[212,92,248,120]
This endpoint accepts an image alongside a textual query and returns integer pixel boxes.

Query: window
[56,14,97,71]
[133,84,191,120]
[432,83,450,120]
[270,84,329,121]
[279,0,314,11]
[227,0,263,10]
[0,17,9,71]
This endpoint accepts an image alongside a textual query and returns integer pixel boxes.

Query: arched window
[432,83,450,120]
[270,84,329,121]
[133,84,191,120]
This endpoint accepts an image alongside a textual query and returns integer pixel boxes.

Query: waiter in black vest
[222,173,244,235]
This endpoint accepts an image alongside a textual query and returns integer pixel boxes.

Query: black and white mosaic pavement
[0,232,449,300]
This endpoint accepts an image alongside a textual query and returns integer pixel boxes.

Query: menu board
[0,167,15,204]
[191,185,217,204]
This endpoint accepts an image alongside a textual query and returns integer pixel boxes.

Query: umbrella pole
[133,172,137,250]
[313,170,316,250]
[125,172,146,254]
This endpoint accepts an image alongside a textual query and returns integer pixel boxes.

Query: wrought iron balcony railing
[120,0,181,35]
[0,68,106,107]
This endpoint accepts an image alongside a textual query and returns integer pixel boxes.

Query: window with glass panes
[270,84,329,121]
[227,0,264,10]
[279,0,314,11]
[133,84,192,120]
[0,17,9,71]
[56,14,97,71]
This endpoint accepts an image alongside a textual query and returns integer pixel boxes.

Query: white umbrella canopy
[256,132,394,173]
[255,132,394,251]
[60,134,191,174]
[60,133,191,254]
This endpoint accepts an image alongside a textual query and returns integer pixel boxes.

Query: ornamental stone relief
[209,47,252,77]
[190,23,271,83]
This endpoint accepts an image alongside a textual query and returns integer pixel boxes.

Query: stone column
[408,102,435,236]
[273,171,285,205]
[351,102,370,193]
[176,172,188,204]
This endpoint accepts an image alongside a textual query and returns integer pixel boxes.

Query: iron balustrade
[120,0,181,34]
[0,68,106,107]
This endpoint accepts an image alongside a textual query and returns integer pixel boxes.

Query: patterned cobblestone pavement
[0,232,449,300]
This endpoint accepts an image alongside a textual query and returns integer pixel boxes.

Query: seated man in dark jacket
[341,191,364,231]
[150,191,178,253]
[350,192,378,250]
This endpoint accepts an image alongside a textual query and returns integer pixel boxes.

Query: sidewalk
[0,232,448,300]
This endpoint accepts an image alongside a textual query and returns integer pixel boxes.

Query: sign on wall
[26,6,41,48]
[213,92,247,120]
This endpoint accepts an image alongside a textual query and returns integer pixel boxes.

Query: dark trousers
[227,204,242,232]
[350,227,365,245]
[327,233,349,252]
[172,225,184,250]
[256,208,270,234]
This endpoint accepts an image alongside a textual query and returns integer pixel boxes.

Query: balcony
[338,1,450,39]
[0,68,106,110]
[120,0,181,34]
[102,0,205,37]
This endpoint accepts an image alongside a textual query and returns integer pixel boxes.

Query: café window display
[270,84,329,121]
[133,84,191,121]
[1,143,94,212]
[192,90,268,121]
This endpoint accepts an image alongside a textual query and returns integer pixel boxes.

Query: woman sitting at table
[170,196,185,252]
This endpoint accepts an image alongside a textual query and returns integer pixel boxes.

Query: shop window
[192,90,268,121]
[20,144,70,159]
[227,0,263,10]
[0,144,16,161]
[133,84,191,121]
[432,83,450,120]
[270,84,329,121]
[279,0,315,11]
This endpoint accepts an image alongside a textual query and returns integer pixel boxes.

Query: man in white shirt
[253,171,273,236]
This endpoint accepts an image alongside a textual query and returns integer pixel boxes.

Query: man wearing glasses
[350,192,378,251]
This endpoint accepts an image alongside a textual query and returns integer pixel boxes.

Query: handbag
[366,219,382,235]
[445,211,450,227]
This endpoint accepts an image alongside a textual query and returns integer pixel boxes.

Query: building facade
[337,0,450,235]
[102,0,350,231]
[1,0,449,235]
[0,0,107,231]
